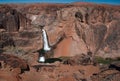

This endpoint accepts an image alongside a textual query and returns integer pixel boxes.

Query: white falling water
[42,29,51,51]
[38,28,51,63]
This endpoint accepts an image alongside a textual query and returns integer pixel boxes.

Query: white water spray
[38,28,51,63]
[38,56,45,63]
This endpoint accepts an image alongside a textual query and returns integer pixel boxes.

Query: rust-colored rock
[91,69,120,81]
[63,53,93,65]
[0,3,119,58]
[0,53,28,70]
[0,3,120,81]
[0,5,29,32]
[0,70,20,81]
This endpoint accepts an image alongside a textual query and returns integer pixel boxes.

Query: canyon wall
[0,3,120,58]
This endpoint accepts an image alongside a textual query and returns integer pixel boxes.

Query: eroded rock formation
[0,5,29,32]
[0,3,120,81]
[0,3,120,58]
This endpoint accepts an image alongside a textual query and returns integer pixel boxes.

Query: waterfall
[42,29,51,51]
[38,28,51,63]
[38,56,45,63]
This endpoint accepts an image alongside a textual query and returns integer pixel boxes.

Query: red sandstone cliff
[0,2,120,81]
[4,3,120,58]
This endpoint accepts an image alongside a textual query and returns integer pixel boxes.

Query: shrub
[95,56,120,64]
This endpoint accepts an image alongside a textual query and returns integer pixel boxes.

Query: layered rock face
[22,4,120,58]
[0,3,120,81]
[0,5,29,32]
[0,3,120,58]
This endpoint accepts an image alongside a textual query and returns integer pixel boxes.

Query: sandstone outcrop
[0,3,120,58]
[0,5,29,32]
[0,3,119,81]
[0,53,28,70]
